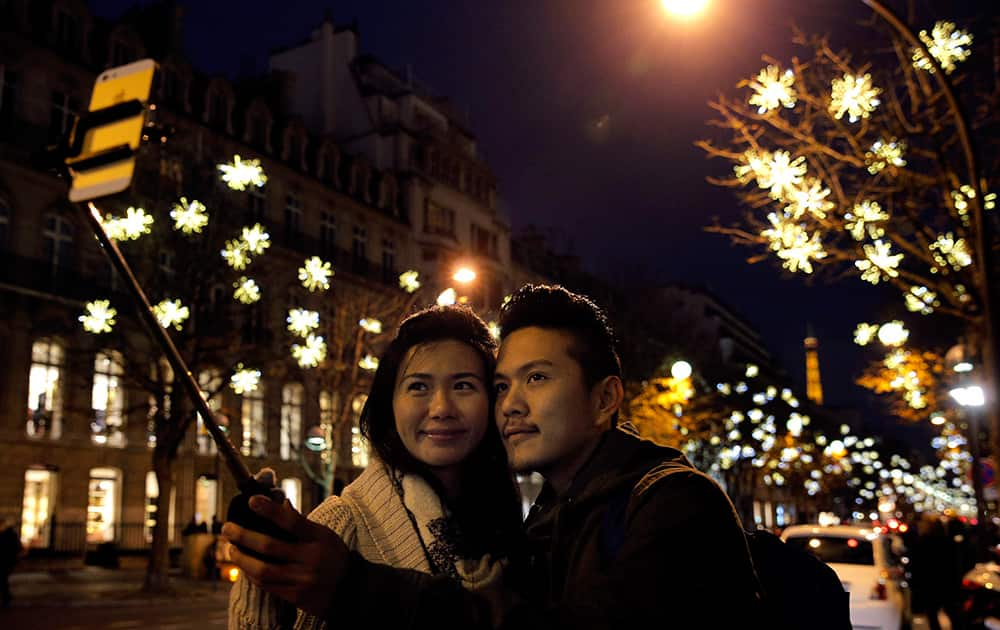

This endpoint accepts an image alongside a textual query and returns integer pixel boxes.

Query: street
[0,592,229,629]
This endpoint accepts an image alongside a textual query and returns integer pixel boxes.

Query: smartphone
[68,58,157,202]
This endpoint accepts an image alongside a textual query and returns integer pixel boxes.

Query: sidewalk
[8,566,231,608]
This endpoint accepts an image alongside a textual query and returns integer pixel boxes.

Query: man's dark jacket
[331,429,762,628]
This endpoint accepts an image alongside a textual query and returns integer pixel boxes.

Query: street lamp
[452,266,477,285]
[305,425,327,452]
[660,0,709,19]
[670,360,692,380]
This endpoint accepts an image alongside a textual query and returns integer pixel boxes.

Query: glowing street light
[950,386,985,408]
[670,360,692,380]
[305,425,328,452]
[453,267,477,284]
[661,0,709,19]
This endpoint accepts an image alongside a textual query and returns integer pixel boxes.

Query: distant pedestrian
[0,518,23,608]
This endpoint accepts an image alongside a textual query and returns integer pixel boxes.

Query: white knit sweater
[228,461,506,630]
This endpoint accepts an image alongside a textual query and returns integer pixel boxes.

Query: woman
[229,304,523,630]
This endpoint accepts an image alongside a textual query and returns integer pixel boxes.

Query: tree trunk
[143,446,174,593]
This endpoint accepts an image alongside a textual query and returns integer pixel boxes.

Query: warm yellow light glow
[80,300,117,334]
[221,239,251,270]
[856,240,903,284]
[359,318,383,334]
[487,321,501,341]
[218,155,267,191]
[437,288,457,306]
[359,354,379,371]
[230,364,261,395]
[240,224,271,255]
[785,178,833,220]
[233,277,261,304]
[760,213,826,274]
[453,267,477,284]
[292,335,327,368]
[299,257,333,292]
[829,73,881,123]
[153,299,190,331]
[845,201,889,241]
[912,21,972,75]
[877,321,909,347]
[905,286,938,315]
[101,207,154,241]
[930,233,972,271]
[286,309,319,338]
[670,360,692,380]
[854,323,880,346]
[660,0,708,18]
[747,65,796,114]
[227,567,240,583]
[170,198,208,234]
[399,270,421,293]
[866,139,907,175]
[759,150,807,199]
[745,364,759,378]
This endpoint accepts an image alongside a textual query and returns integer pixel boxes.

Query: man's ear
[591,375,624,428]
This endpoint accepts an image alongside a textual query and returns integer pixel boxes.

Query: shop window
[27,338,64,439]
[21,467,58,548]
[194,475,218,525]
[144,471,176,544]
[241,384,266,457]
[87,467,122,544]
[91,350,125,447]
[280,383,303,460]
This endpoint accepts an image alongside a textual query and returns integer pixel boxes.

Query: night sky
[89,1,978,418]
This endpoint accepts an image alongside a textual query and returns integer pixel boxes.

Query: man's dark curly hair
[498,284,622,392]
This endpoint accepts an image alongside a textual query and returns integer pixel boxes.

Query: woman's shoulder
[306,494,355,533]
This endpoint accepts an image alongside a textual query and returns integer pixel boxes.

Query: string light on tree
[854,323,880,346]
[844,201,889,241]
[912,21,972,75]
[877,321,909,347]
[437,288,457,306]
[785,178,833,220]
[758,150,807,199]
[829,73,881,123]
[233,276,261,304]
[240,223,271,255]
[929,233,972,271]
[218,155,268,191]
[904,286,938,315]
[230,364,261,395]
[101,206,154,241]
[292,335,327,368]
[865,139,907,175]
[747,65,797,114]
[760,213,826,273]
[359,354,379,371]
[359,318,383,334]
[855,240,903,284]
[80,299,117,334]
[169,197,208,234]
[398,270,421,293]
[152,299,190,330]
[487,321,501,340]
[222,239,251,270]
[286,308,319,338]
[298,256,333,292]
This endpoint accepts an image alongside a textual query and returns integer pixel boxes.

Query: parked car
[782,524,911,630]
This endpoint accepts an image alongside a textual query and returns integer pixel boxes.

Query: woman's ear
[591,375,624,429]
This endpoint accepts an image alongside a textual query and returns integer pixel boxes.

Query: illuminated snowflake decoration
[829,73,881,123]
[240,223,271,255]
[734,149,772,185]
[853,323,880,346]
[930,233,972,271]
[233,277,262,304]
[221,239,252,270]
[912,22,972,75]
[905,286,938,315]
[292,335,327,368]
[487,321,501,341]
[398,270,421,293]
[359,354,379,372]
[785,177,833,220]
[436,287,457,306]
[170,197,208,234]
[218,155,268,191]
[855,240,903,285]
[844,201,889,241]
[865,138,907,175]
[80,299,117,334]
[760,213,826,273]
[877,321,909,347]
[884,349,908,371]
[758,150,807,199]
[286,308,320,338]
[299,256,333,292]
[152,299,190,331]
[101,207,154,241]
[747,65,797,114]
[359,318,383,334]
[949,186,985,227]
[230,364,261,395]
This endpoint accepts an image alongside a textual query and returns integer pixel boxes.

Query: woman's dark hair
[359,304,522,557]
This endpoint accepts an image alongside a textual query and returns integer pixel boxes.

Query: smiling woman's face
[392,340,489,474]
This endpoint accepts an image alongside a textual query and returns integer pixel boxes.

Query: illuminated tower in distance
[804,325,823,405]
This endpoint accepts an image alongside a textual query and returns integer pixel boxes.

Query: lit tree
[697,10,999,451]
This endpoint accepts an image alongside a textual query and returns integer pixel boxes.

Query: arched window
[280,383,303,460]
[87,467,122,544]
[27,338,64,439]
[91,350,125,447]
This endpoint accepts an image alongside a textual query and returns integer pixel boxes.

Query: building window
[144,471,176,544]
[54,6,81,51]
[42,213,74,273]
[87,467,122,544]
[194,475,218,525]
[423,202,455,236]
[285,192,302,245]
[351,394,369,468]
[241,384,266,457]
[320,210,337,258]
[197,369,223,455]
[280,383,303,461]
[49,90,79,139]
[249,114,268,148]
[207,91,228,128]
[91,350,125,447]
[381,239,395,283]
[27,339,64,439]
[0,65,19,122]
[0,195,10,250]
[287,133,301,165]
[21,467,58,549]
[281,478,302,510]
[471,224,497,258]
[246,185,266,221]
[351,225,367,275]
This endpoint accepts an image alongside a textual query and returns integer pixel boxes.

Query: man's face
[494,327,605,488]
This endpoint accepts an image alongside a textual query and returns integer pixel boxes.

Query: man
[224,284,761,627]
[0,518,22,608]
